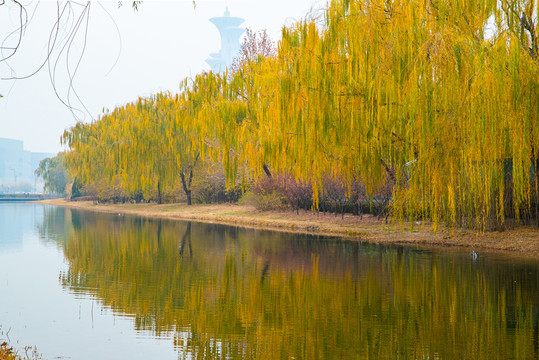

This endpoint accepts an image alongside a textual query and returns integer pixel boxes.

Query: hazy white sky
[0,0,325,153]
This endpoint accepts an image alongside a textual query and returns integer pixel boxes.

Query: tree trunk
[179,222,192,256]
[180,168,195,206]
[380,158,396,183]
[157,221,162,245]
[180,172,189,205]
[179,154,199,206]
[263,164,272,178]
[157,180,162,204]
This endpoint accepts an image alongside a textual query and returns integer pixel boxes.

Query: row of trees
[62,0,539,229]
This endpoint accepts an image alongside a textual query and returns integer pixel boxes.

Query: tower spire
[206,8,245,73]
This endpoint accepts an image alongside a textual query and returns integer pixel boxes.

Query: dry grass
[0,342,40,360]
[39,199,539,258]
[0,343,18,360]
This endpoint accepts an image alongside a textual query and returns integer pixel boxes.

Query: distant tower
[206,7,245,73]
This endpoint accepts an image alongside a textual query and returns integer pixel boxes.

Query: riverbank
[39,199,539,258]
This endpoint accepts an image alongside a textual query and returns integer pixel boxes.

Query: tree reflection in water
[42,207,538,359]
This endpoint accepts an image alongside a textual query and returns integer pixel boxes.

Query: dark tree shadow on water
[179,221,192,257]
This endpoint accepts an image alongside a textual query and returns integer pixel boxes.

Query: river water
[0,203,537,359]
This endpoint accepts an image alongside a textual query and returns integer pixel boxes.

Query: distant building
[0,137,53,193]
[206,7,245,73]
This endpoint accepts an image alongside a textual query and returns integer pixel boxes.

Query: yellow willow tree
[202,30,320,191]
[229,27,278,179]
[179,69,252,189]
[61,118,126,200]
[62,101,147,201]
[229,0,538,229]
[226,49,282,183]
[62,92,208,204]
[62,0,539,228]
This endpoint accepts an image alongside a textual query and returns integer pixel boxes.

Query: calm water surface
[0,203,538,359]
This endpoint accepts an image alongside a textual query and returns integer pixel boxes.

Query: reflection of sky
[0,204,179,360]
[0,203,43,252]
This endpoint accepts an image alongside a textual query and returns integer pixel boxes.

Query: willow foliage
[63,0,539,229]
[240,0,539,229]
[62,92,206,202]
